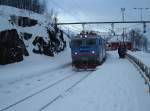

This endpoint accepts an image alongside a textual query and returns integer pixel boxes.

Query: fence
[127,53,150,92]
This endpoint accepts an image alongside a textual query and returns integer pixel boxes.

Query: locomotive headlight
[91,51,95,54]
[75,52,78,55]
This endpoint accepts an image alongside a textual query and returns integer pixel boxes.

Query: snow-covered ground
[128,51,150,67]
[42,51,150,111]
[0,42,72,110]
[0,49,150,111]
[0,5,150,111]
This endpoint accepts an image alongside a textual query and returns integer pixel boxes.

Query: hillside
[0,5,66,65]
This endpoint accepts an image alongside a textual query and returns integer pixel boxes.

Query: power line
[114,23,142,32]
[57,21,150,25]
[134,8,149,21]
[62,26,80,32]
[70,25,82,30]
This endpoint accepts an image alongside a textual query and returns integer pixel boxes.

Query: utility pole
[134,8,149,33]
[134,8,149,21]
[82,24,85,31]
[111,23,115,35]
[68,28,70,38]
[121,8,125,44]
[121,8,125,22]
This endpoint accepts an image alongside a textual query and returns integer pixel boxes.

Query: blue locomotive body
[70,35,106,69]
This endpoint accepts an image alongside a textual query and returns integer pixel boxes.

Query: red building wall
[107,42,133,50]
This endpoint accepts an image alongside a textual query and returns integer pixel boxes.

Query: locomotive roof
[72,35,103,40]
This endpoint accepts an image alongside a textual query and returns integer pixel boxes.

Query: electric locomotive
[70,32,106,69]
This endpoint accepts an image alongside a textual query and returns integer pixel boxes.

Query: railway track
[38,71,91,111]
[0,71,75,111]
[0,70,92,111]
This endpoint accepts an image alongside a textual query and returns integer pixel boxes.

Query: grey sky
[45,0,150,35]
[46,0,150,22]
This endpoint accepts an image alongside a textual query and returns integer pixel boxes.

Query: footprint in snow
[25,83,30,86]
[4,90,11,94]
[37,79,42,82]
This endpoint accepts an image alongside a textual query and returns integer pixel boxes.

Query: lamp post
[134,8,149,21]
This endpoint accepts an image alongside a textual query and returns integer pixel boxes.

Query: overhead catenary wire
[114,23,142,33]
[61,26,80,34]
[48,0,86,34]
[49,1,149,34]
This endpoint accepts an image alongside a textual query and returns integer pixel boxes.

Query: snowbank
[128,51,150,67]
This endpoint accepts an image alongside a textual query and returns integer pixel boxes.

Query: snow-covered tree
[0,0,45,13]
[129,29,149,51]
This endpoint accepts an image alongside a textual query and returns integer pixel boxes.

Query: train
[70,32,106,69]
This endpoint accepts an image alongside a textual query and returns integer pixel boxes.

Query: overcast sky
[45,0,150,36]
[45,0,149,22]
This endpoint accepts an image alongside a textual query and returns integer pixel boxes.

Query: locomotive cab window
[86,38,96,45]
[72,39,83,47]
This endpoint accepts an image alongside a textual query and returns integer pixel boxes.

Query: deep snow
[0,5,150,111]
[42,51,150,111]
[0,50,150,111]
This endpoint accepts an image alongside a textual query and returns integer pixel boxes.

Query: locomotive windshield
[86,38,96,45]
[72,39,83,47]
[72,38,96,47]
